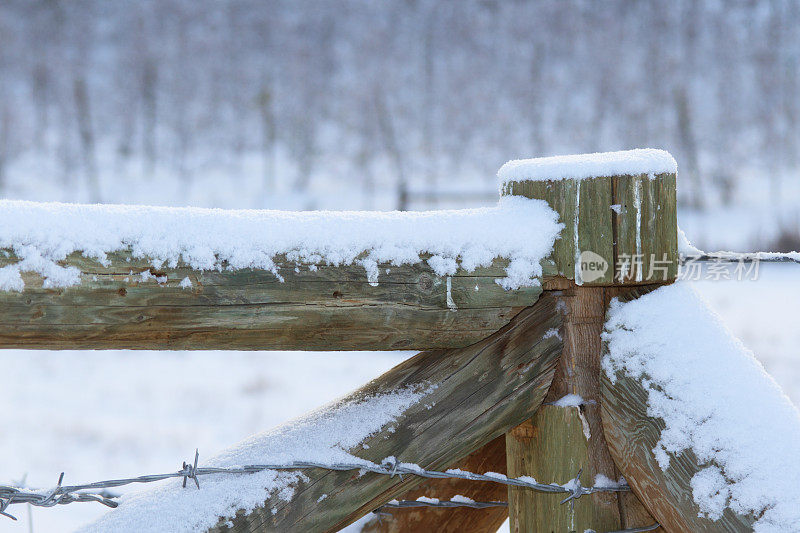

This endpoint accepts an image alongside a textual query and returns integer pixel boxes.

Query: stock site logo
[578,250,609,283]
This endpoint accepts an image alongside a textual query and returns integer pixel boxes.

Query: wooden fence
[1,162,745,532]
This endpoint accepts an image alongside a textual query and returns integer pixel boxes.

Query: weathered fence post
[502,160,678,532]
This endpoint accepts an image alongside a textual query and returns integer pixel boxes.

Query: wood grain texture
[613,173,678,284]
[0,251,546,350]
[601,371,755,532]
[359,435,508,533]
[600,284,750,532]
[604,285,663,531]
[507,286,621,533]
[208,294,563,532]
[503,172,677,286]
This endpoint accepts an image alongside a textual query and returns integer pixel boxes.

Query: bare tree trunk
[373,90,408,212]
[0,104,9,192]
[528,42,545,154]
[784,0,800,170]
[32,63,50,148]
[258,83,277,197]
[172,16,190,184]
[674,86,703,210]
[357,145,375,210]
[141,59,157,176]
[73,77,101,203]
[291,127,316,203]
[422,5,437,202]
[766,0,783,209]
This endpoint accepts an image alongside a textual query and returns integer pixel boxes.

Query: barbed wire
[680,251,800,264]
[607,525,660,533]
[377,498,508,511]
[0,450,629,520]
[372,498,660,533]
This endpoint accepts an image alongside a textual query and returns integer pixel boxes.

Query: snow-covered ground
[0,351,412,532]
[0,263,797,532]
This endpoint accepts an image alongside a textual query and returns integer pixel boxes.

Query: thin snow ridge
[0,197,563,292]
[498,149,677,185]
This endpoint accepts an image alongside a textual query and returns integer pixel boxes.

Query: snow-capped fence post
[499,151,678,532]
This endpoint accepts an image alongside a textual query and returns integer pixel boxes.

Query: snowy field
[0,263,797,533]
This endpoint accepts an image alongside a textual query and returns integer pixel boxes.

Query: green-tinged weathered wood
[209,294,563,532]
[507,407,624,533]
[359,435,508,533]
[506,286,621,533]
[599,284,742,532]
[0,251,545,350]
[603,286,664,531]
[503,172,677,285]
[613,173,678,283]
[601,371,755,532]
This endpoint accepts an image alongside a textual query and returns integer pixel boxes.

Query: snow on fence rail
[0,197,562,351]
[7,149,798,532]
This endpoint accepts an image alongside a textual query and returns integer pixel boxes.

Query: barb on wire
[0,451,629,519]
[560,467,584,510]
[182,449,200,489]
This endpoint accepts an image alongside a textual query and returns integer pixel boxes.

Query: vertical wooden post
[503,162,677,532]
[507,285,622,532]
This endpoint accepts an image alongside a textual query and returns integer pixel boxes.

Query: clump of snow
[80,385,431,533]
[0,264,24,291]
[179,276,192,289]
[139,269,167,284]
[0,197,562,292]
[550,393,588,408]
[498,149,677,185]
[603,283,800,531]
[449,495,475,504]
[542,327,561,340]
[415,496,439,504]
[592,474,626,489]
[396,461,424,473]
[678,227,704,256]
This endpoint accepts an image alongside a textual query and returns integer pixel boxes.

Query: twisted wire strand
[0,451,629,519]
[373,498,659,533]
[680,251,799,264]
[377,499,507,510]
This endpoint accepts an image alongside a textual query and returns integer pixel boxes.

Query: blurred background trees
[0,0,798,249]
